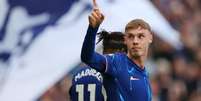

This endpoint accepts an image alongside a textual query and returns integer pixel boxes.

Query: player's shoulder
[106,52,125,57]
[74,66,91,73]
[105,52,126,60]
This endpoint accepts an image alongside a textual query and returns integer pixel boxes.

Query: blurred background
[0,0,200,101]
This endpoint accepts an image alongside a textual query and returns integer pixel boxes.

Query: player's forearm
[81,25,98,62]
[81,25,106,72]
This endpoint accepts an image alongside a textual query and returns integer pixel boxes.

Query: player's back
[69,66,107,101]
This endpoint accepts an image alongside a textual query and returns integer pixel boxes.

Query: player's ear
[148,31,153,43]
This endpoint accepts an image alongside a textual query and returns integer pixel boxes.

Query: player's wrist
[89,24,99,30]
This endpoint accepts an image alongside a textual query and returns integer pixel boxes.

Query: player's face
[124,27,152,58]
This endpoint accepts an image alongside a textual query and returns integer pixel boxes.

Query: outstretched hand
[89,0,104,28]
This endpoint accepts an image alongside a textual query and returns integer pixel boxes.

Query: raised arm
[81,0,106,72]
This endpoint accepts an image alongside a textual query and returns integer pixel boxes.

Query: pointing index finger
[93,0,98,9]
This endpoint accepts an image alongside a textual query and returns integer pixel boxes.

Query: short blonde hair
[125,19,151,32]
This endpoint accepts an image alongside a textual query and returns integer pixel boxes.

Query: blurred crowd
[39,0,201,101]
[38,74,72,101]
[151,0,201,101]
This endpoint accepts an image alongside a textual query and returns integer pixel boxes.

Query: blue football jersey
[81,26,152,101]
[69,67,107,101]
[104,53,152,101]
[103,74,123,101]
